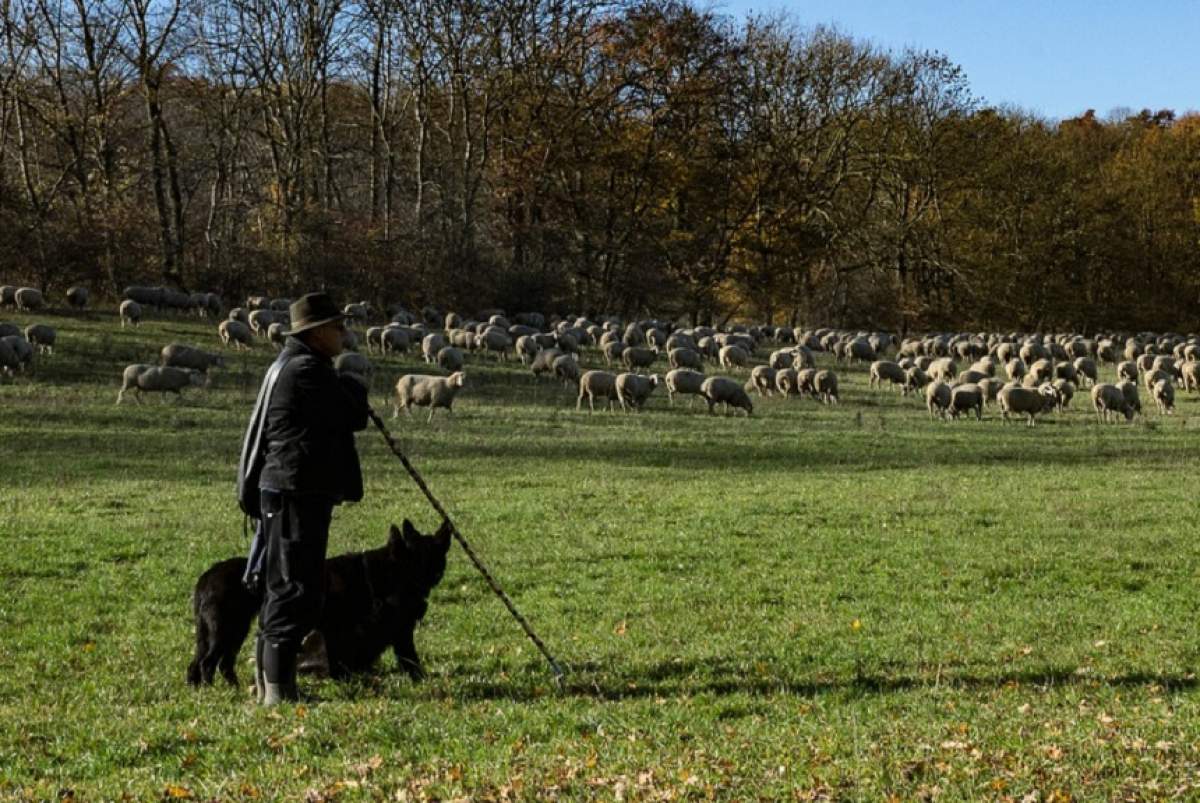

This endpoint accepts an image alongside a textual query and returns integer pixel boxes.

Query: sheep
[0,286,15,307]
[1072,357,1097,388]
[601,341,625,367]
[228,307,249,325]
[957,369,987,386]
[928,357,958,383]
[341,327,358,352]
[1026,358,1054,386]
[66,286,89,309]
[1153,379,1175,415]
[381,326,410,355]
[813,370,839,404]
[665,368,706,406]
[475,328,512,361]
[161,344,226,376]
[219,319,253,349]
[516,335,542,365]
[796,368,817,397]
[997,384,1055,426]
[23,324,56,355]
[334,352,374,386]
[718,345,749,371]
[844,338,876,364]
[1019,341,1048,364]
[0,337,18,377]
[977,377,1002,406]
[616,346,652,373]
[616,372,660,412]
[552,354,580,387]
[1117,380,1142,416]
[949,383,983,420]
[1091,383,1134,423]
[1050,379,1075,412]
[1053,362,1077,391]
[393,371,466,422]
[14,287,44,311]
[775,367,799,397]
[437,346,465,373]
[903,366,930,396]
[248,309,275,336]
[1004,358,1026,382]
[116,364,204,404]
[869,360,906,391]
[750,365,777,397]
[422,332,447,363]
[1152,355,1183,383]
[269,298,292,312]
[120,300,143,328]
[1143,367,1172,395]
[700,376,754,416]
[577,370,620,412]
[1116,360,1138,384]
[246,295,268,310]
[669,347,704,371]
[531,347,564,376]
[925,381,952,420]
[343,301,369,320]
[1182,361,1200,393]
[267,322,287,349]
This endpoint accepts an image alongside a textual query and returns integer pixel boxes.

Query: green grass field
[3,307,1200,801]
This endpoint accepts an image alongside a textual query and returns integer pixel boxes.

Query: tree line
[1,0,1197,332]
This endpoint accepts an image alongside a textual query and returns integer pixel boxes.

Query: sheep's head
[449,371,466,388]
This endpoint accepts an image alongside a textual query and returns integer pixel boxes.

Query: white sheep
[669,347,703,371]
[577,370,620,412]
[700,376,753,416]
[120,300,143,328]
[335,352,374,385]
[219,319,253,349]
[66,286,89,309]
[1152,379,1175,415]
[1091,383,1134,423]
[813,370,839,404]
[24,324,56,355]
[925,381,951,420]
[622,346,657,373]
[718,345,749,371]
[248,309,275,336]
[949,383,983,420]
[161,344,226,375]
[616,372,660,412]
[869,360,906,391]
[117,364,204,404]
[997,384,1055,426]
[665,368,706,406]
[437,346,465,373]
[14,287,44,311]
[393,371,466,422]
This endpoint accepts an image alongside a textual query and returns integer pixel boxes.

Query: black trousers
[258,490,334,656]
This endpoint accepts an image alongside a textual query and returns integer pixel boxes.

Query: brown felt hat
[283,292,346,336]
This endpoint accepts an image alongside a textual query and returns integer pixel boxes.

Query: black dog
[187,519,452,687]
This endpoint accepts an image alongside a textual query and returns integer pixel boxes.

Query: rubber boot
[261,640,299,707]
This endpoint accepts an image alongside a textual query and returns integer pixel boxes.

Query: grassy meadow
[2,305,1200,801]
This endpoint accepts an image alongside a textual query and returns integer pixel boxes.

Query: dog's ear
[388,523,406,553]
[434,519,453,552]
[402,518,421,548]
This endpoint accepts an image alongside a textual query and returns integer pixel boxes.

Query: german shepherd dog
[187,519,452,686]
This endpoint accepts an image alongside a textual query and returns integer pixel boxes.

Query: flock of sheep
[2,282,1197,427]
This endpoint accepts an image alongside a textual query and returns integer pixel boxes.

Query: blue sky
[717,0,1199,120]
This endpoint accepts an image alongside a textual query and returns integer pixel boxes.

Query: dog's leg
[392,627,425,681]
[187,617,208,686]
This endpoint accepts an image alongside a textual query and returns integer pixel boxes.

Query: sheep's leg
[427,406,435,424]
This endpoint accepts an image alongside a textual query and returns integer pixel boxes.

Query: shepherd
[236,292,369,705]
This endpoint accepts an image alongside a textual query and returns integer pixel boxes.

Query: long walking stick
[367,409,566,684]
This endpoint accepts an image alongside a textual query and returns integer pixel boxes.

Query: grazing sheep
[248,309,275,336]
[393,372,466,422]
[950,383,983,420]
[796,368,817,397]
[219,319,252,349]
[925,381,952,420]
[1049,379,1075,412]
[2,334,33,373]
[768,349,795,370]
[0,337,18,377]
[117,364,204,404]
[602,341,626,367]
[1027,359,1054,386]
[1182,361,1200,393]
[1153,379,1175,415]
[616,372,660,412]
[775,367,799,397]
[334,352,374,385]
[928,357,958,383]
[1072,357,1097,387]
[120,300,143,328]
[161,344,226,375]
[1143,367,1172,395]
[269,298,292,312]
[437,346,465,373]
[228,307,249,324]
[577,370,620,413]
[267,322,287,349]
[475,328,512,361]
[343,301,369,320]
[23,324,56,355]
[1004,358,1026,382]
[869,360,906,391]
[381,326,410,355]
[977,377,1002,406]
[718,345,749,371]
[904,366,930,396]
[813,370,839,404]
[14,287,44,311]
[1091,383,1134,423]
[552,354,580,387]
[665,368,706,406]
[750,365,777,397]
[700,376,754,416]
[516,335,542,365]
[957,369,987,386]
[997,385,1055,426]
[66,286,89,309]
[531,347,565,376]
[669,347,704,371]
[1116,360,1138,384]
[1117,380,1142,416]
[622,346,657,373]
[421,332,447,363]
[845,339,876,364]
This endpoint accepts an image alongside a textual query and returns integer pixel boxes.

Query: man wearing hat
[236,292,369,705]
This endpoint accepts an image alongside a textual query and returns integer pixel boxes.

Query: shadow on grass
[438,657,1198,703]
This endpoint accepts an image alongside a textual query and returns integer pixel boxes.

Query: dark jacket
[237,337,368,513]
